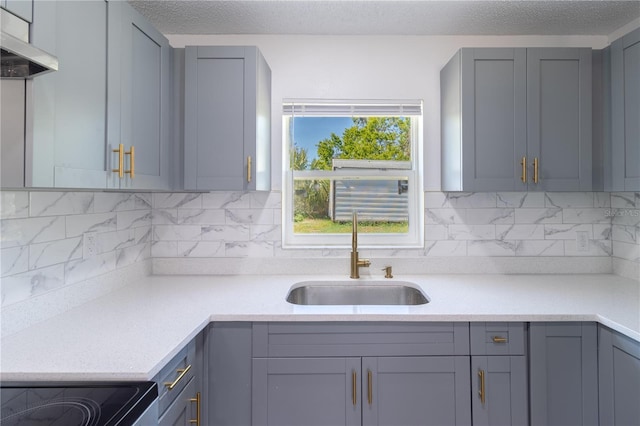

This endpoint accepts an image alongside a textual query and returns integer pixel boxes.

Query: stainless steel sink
[286,281,429,306]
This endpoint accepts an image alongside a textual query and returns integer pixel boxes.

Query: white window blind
[283,100,422,117]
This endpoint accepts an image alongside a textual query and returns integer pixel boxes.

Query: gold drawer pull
[352,371,357,406]
[112,144,124,178]
[247,156,252,183]
[492,336,508,343]
[478,369,486,405]
[532,157,539,184]
[164,364,192,390]
[367,370,373,406]
[189,391,201,426]
[520,156,527,183]
[125,146,135,179]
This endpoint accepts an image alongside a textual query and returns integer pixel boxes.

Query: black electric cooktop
[0,381,157,426]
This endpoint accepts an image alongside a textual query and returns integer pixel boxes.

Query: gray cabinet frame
[598,325,640,425]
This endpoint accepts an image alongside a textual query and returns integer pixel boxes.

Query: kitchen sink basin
[286,281,429,306]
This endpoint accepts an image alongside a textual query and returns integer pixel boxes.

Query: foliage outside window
[283,100,423,248]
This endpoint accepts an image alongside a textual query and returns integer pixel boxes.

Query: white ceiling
[128,0,640,36]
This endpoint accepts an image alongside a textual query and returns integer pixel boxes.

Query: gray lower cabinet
[471,356,527,426]
[107,0,172,190]
[598,325,640,425]
[362,356,471,426]
[441,47,592,192]
[529,322,598,426]
[184,46,271,191]
[252,356,470,426]
[608,27,640,191]
[470,323,528,425]
[155,332,204,426]
[251,322,471,426]
[252,357,362,426]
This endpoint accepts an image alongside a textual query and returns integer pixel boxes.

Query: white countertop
[1,274,638,381]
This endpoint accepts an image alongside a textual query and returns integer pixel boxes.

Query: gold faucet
[350,212,371,278]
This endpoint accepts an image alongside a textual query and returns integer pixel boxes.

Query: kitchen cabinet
[184,46,271,191]
[29,0,108,188]
[155,332,204,426]
[529,322,598,426]
[598,325,640,425]
[107,0,172,190]
[251,322,471,426]
[441,47,592,192]
[607,27,640,191]
[252,356,470,426]
[470,323,528,426]
[2,0,32,22]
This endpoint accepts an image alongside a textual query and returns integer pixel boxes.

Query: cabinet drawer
[156,339,196,416]
[158,376,197,426]
[253,322,470,357]
[470,322,526,355]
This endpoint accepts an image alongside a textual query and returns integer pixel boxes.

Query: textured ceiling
[128,0,640,36]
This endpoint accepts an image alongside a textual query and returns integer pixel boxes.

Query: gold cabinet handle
[520,156,527,183]
[352,371,357,406]
[247,156,252,183]
[492,336,508,343]
[164,364,192,390]
[478,369,486,405]
[533,157,539,184]
[125,146,135,179]
[189,391,201,426]
[367,370,373,406]
[112,144,124,178]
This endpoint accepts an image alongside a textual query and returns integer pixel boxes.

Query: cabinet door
[472,356,528,426]
[184,46,270,191]
[107,0,171,190]
[252,357,361,426]
[527,48,592,191]
[29,0,108,188]
[158,376,198,426]
[610,27,640,191]
[362,356,471,426]
[598,326,640,425]
[460,48,527,191]
[529,322,598,426]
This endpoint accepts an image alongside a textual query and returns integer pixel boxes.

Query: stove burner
[1,382,157,426]
[2,397,101,426]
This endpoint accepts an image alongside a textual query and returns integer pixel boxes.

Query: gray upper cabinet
[529,322,598,426]
[184,46,271,191]
[441,48,527,192]
[29,0,108,188]
[607,27,640,191]
[527,48,592,191]
[598,326,640,425]
[107,0,171,190]
[441,47,592,192]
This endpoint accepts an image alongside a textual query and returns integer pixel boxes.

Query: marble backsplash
[1,190,639,313]
[1,191,152,310]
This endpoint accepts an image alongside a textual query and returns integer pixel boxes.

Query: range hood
[0,9,57,78]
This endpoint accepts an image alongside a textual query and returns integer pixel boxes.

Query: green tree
[313,117,411,170]
[290,144,309,170]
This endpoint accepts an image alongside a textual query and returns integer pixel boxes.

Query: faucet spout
[350,212,370,279]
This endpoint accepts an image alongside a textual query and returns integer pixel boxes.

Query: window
[283,100,423,248]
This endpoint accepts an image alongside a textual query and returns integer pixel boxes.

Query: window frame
[282,100,424,249]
